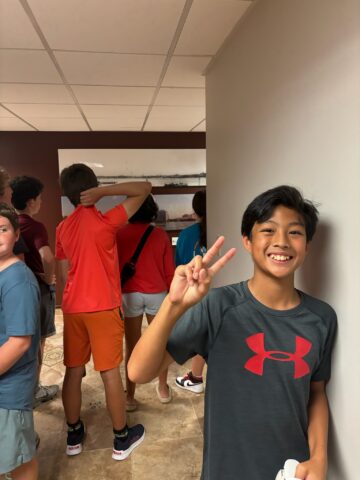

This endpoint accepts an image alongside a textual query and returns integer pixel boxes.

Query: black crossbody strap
[130,225,154,264]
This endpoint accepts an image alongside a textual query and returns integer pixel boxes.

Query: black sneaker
[112,424,145,461]
[66,420,85,456]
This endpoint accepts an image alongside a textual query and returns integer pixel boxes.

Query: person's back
[57,204,126,313]
[117,222,174,294]
[56,163,151,462]
[116,195,175,409]
[0,203,40,479]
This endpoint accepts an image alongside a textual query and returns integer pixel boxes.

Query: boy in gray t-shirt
[128,185,337,480]
[0,203,40,479]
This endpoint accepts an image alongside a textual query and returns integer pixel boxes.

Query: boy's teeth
[270,254,290,261]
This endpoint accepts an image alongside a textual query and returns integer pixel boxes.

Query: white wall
[206,1,360,478]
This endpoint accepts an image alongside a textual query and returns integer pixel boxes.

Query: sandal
[156,384,172,404]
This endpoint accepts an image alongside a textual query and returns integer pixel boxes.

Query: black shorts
[39,282,56,338]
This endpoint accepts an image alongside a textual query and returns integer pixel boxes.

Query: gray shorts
[0,408,36,475]
[39,282,56,338]
[122,291,167,317]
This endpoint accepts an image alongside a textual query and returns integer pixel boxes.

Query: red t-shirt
[117,223,175,294]
[56,204,127,314]
[18,214,49,283]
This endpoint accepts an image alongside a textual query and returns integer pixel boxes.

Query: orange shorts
[63,308,124,371]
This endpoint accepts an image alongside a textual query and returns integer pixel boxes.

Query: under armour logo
[244,333,312,379]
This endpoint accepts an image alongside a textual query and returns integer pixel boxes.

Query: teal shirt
[175,223,206,266]
[0,262,40,410]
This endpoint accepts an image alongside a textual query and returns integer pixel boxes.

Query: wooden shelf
[152,185,206,195]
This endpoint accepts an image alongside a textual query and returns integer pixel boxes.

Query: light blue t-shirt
[0,262,40,410]
[175,223,206,266]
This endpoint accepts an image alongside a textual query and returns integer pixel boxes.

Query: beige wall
[206,1,360,478]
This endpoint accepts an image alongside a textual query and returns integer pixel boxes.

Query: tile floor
[4,311,205,480]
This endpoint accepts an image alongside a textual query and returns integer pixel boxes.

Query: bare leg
[146,314,170,398]
[37,338,46,382]
[101,367,126,430]
[124,315,143,405]
[191,355,206,378]
[62,365,85,424]
[11,457,38,480]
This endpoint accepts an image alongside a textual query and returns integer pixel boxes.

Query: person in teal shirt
[175,190,207,393]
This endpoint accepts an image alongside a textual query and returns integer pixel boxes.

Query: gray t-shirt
[167,281,337,480]
[0,262,40,410]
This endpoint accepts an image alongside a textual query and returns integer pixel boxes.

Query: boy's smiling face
[242,205,308,280]
[0,216,19,260]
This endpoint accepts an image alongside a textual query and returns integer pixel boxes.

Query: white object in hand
[275,459,300,480]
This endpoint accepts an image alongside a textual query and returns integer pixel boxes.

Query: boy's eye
[289,230,304,235]
[0,226,8,233]
[260,228,274,234]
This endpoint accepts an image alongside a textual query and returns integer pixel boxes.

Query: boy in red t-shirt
[56,163,151,460]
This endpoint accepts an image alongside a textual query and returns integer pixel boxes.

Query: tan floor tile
[131,436,203,480]
[39,448,132,480]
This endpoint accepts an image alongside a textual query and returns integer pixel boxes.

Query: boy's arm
[80,181,152,219]
[38,245,55,284]
[0,336,32,375]
[128,237,236,383]
[57,259,69,299]
[295,381,329,480]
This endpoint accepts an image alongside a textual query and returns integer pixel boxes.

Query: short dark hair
[60,163,98,207]
[0,202,19,231]
[0,166,10,197]
[129,194,159,223]
[10,176,44,210]
[241,185,319,241]
[193,190,207,248]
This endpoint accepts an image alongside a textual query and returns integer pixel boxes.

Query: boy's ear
[15,228,20,242]
[242,235,252,253]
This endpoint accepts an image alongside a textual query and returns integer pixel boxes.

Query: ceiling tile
[0,50,62,83]
[55,51,165,86]
[155,87,205,106]
[0,117,35,131]
[72,86,155,105]
[0,0,43,49]
[88,118,144,131]
[145,105,205,131]
[175,0,252,55]
[192,119,206,132]
[162,56,210,87]
[28,0,185,54]
[4,104,82,119]
[0,84,73,103]
[29,118,89,131]
[0,106,15,118]
[82,104,147,119]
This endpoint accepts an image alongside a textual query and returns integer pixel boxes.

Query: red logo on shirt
[244,333,312,379]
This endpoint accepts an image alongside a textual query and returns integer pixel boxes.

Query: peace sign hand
[169,236,236,309]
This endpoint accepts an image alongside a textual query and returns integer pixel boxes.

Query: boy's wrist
[162,295,188,320]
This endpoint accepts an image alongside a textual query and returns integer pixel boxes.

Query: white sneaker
[175,371,204,393]
[275,459,300,480]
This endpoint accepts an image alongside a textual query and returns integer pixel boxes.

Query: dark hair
[60,163,98,207]
[10,176,44,210]
[129,194,159,223]
[192,190,207,248]
[241,185,318,241]
[0,166,10,197]
[0,202,19,231]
